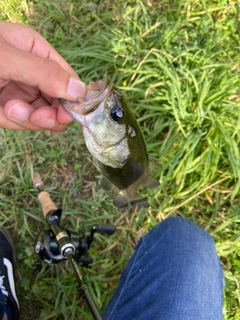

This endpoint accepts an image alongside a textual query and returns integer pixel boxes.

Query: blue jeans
[0,217,224,319]
[103,217,224,320]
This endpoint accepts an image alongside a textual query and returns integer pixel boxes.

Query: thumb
[0,40,86,101]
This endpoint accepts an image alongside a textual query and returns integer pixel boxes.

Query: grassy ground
[0,0,240,319]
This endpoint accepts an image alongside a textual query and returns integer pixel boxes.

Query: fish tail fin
[113,191,149,208]
[130,197,150,208]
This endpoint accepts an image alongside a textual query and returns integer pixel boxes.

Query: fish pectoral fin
[101,177,114,191]
[113,191,149,208]
[93,157,115,191]
[93,157,100,170]
[142,175,160,189]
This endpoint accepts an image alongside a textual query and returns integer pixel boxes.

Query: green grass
[0,0,240,319]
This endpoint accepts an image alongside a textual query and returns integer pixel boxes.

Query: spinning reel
[33,173,116,320]
[35,207,115,267]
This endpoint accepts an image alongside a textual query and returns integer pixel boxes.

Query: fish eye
[110,106,124,122]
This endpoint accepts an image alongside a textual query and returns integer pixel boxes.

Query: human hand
[0,21,86,131]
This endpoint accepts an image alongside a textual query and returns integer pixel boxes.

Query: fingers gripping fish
[60,77,159,208]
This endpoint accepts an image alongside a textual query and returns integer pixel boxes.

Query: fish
[60,76,159,208]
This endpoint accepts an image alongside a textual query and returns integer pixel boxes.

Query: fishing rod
[33,172,116,320]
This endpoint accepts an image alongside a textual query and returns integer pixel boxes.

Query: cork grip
[38,191,57,217]
[33,172,44,189]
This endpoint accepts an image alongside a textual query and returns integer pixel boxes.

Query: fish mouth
[60,76,112,116]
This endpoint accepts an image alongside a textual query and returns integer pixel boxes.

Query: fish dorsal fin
[148,155,159,174]
[140,155,160,189]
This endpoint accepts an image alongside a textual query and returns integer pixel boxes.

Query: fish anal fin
[142,175,160,189]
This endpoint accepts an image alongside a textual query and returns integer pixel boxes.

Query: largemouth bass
[60,77,159,208]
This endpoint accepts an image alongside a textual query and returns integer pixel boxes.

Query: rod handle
[38,191,57,217]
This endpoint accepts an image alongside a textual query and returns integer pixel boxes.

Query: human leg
[103,216,224,320]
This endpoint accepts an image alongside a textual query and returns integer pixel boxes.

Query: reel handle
[94,225,116,235]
